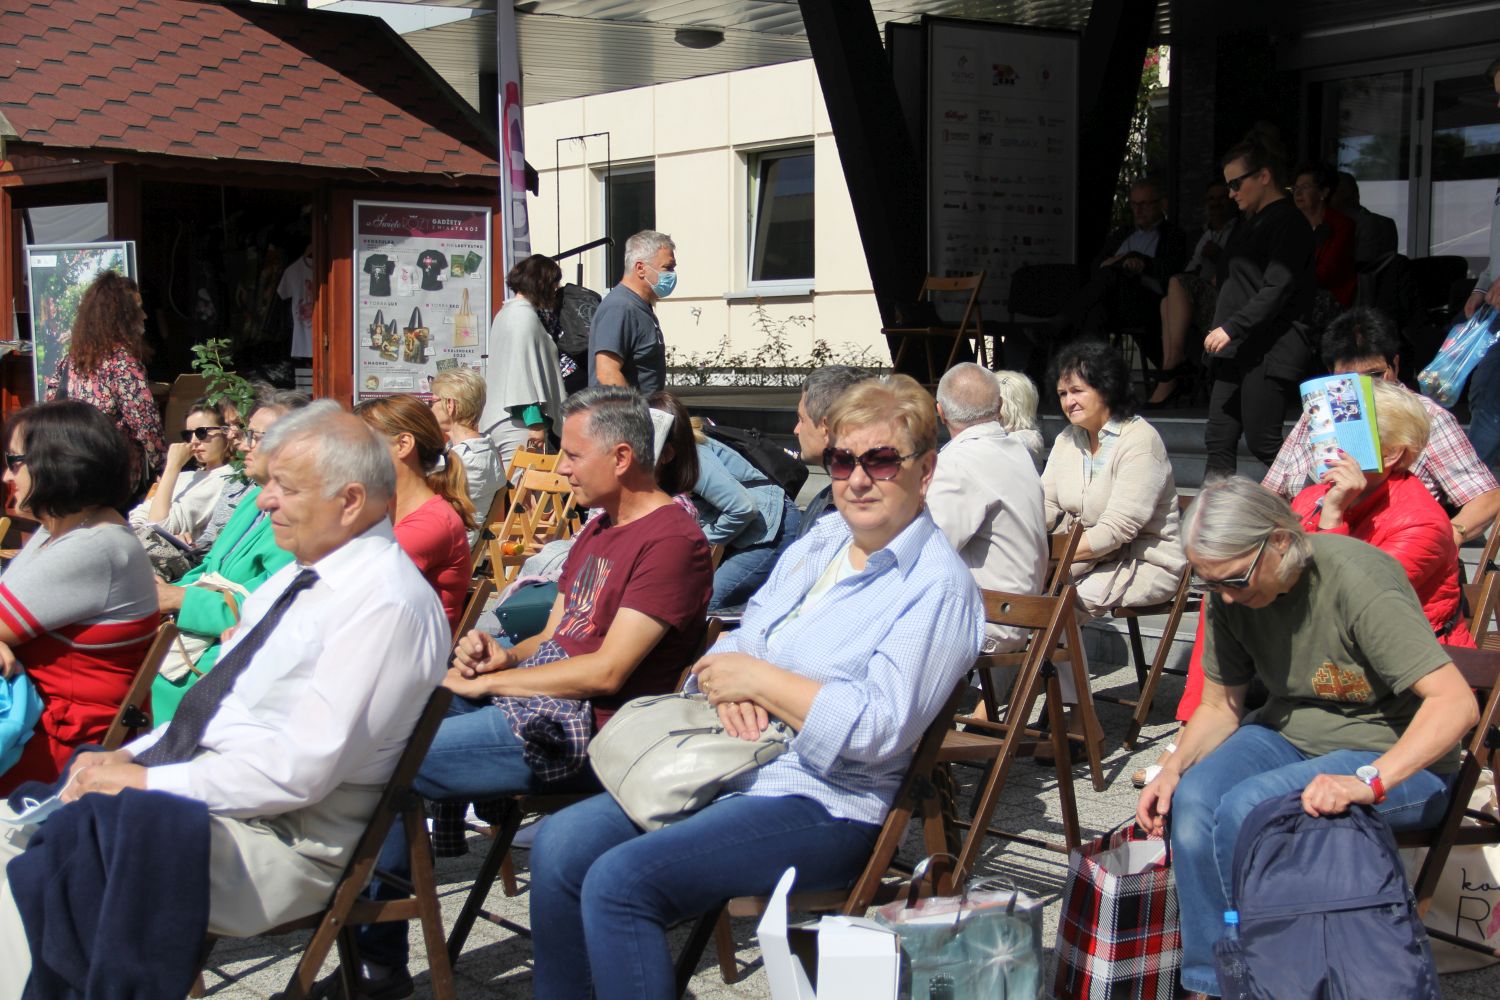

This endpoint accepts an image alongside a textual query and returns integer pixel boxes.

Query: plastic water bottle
[1215,909,1252,998]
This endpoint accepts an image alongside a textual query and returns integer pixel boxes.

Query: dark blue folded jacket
[9,788,210,999]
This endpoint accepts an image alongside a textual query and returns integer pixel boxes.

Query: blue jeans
[358,695,598,967]
[1468,341,1500,466]
[710,500,801,611]
[1170,724,1453,996]
[530,792,879,1000]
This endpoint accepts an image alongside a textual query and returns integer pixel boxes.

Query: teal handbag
[0,673,43,775]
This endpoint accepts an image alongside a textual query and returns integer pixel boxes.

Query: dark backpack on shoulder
[1215,790,1439,1000]
[555,283,599,395]
[702,423,808,501]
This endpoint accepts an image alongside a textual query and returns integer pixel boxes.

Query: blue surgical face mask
[645,263,677,299]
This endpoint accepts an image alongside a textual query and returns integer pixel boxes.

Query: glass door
[1316,70,1414,255]
[1419,61,1500,277]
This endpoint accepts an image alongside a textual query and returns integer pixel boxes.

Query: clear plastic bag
[1418,304,1500,407]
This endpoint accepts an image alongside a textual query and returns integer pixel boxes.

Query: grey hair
[800,364,871,424]
[623,230,676,271]
[562,385,654,471]
[993,370,1040,433]
[259,399,395,503]
[1180,476,1312,583]
[936,362,1001,426]
[248,387,311,421]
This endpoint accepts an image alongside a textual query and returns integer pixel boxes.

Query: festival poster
[24,241,137,398]
[352,201,491,402]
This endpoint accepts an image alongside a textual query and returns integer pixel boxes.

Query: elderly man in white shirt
[929,363,1048,653]
[0,401,451,993]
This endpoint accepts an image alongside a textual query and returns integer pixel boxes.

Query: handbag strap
[904,853,962,910]
[460,288,470,313]
[410,306,422,329]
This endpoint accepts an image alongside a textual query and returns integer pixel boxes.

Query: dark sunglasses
[1225,168,1261,193]
[4,453,25,473]
[1193,537,1269,593]
[180,426,226,442]
[823,446,921,481]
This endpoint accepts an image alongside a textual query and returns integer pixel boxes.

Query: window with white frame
[748,147,814,285]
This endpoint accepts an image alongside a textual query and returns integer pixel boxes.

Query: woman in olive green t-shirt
[1135,476,1478,998]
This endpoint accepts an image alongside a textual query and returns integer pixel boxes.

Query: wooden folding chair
[194,688,457,1000]
[487,469,577,586]
[455,579,496,639]
[1398,644,1500,958]
[882,272,987,381]
[1462,511,1500,642]
[469,488,512,577]
[505,447,559,480]
[100,619,178,750]
[947,588,1086,876]
[444,618,726,968]
[1044,522,1084,597]
[1102,566,1200,748]
[671,682,969,994]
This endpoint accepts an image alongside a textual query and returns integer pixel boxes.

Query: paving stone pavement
[197,652,1500,999]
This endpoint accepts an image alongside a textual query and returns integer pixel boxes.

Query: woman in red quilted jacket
[1151,379,1473,787]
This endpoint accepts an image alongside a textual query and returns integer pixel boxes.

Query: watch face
[1355,765,1379,782]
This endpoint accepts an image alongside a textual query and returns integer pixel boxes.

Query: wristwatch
[1355,764,1387,804]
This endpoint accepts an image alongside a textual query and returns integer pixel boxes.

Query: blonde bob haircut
[823,373,938,457]
[1369,378,1430,469]
[431,368,487,428]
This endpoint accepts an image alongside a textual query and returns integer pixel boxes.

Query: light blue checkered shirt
[1084,416,1134,483]
[690,509,984,825]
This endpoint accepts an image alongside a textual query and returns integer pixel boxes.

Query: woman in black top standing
[1202,138,1317,478]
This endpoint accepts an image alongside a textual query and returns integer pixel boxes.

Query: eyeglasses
[1226,168,1261,193]
[180,426,226,442]
[823,446,921,481]
[1352,365,1391,380]
[241,429,264,447]
[1193,538,1269,593]
[4,453,25,473]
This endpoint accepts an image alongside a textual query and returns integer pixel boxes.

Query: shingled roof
[0,0,498,182]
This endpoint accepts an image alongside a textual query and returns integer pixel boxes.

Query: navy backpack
[1214,790,1439,999]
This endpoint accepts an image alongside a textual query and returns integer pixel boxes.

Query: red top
[1314,206,1358,308]
[553,502,712,729]
[1291,471,1472,646]
[394,495,470,635]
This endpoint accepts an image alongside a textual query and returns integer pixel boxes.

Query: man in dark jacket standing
[1202,139,1317,478]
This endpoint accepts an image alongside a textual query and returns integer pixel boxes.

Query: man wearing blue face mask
[589,230,677,395]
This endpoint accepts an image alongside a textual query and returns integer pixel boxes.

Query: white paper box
[756,868,899,1000]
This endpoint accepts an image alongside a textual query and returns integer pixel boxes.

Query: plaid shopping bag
[1054,820,1185,1000]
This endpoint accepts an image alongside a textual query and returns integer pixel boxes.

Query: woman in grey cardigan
[1042,340,1186,618]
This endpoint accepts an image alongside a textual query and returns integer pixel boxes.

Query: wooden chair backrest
[469,488,512,573]
[101,620,179,750]
[1044,522,1085,596]
[917,271,986,335]
[489,470,577,585]
[1477,510,1500,578]
[506,448,559,480]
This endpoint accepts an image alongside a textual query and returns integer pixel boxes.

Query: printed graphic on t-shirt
[363,253,394,297]
[554,555,612,641]
[417,249,448,291]
[1311,662,1374,703]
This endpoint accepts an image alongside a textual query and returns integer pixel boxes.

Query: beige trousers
[0,781,382,999]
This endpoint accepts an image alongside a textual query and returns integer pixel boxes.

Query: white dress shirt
[128,521,449,818]
[927,422,1048,651]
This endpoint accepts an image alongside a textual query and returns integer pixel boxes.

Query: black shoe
[305,965,413,1000]
[1143,366,1192,408]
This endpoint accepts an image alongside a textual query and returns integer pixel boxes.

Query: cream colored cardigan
[1041,415,1186,575]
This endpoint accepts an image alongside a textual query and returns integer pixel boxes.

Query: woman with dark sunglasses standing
[527,375,984,1000]
[0,401,158,794]
[1043,339,1186,623]
[125,398,235,569]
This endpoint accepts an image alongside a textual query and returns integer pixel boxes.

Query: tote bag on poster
[453,289,478,348]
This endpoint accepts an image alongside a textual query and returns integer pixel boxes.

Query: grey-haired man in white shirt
[929,362,1049,653]
[0,401,451,993]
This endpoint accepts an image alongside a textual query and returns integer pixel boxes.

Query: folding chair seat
[1397,644,1500,959]
[671,682,968,994]
[193,688,457,1000]
[101,619,178,750]
[945,589,1089,875]
[881,272,987,383]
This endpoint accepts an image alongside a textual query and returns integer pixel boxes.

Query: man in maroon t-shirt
[342,385,711,994]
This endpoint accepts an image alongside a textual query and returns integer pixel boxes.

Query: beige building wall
[522,59,886,370]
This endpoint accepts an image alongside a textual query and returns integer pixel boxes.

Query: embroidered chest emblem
[1311,662,1374,703]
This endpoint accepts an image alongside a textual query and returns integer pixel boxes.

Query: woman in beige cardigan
[1042,340,1186,618]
